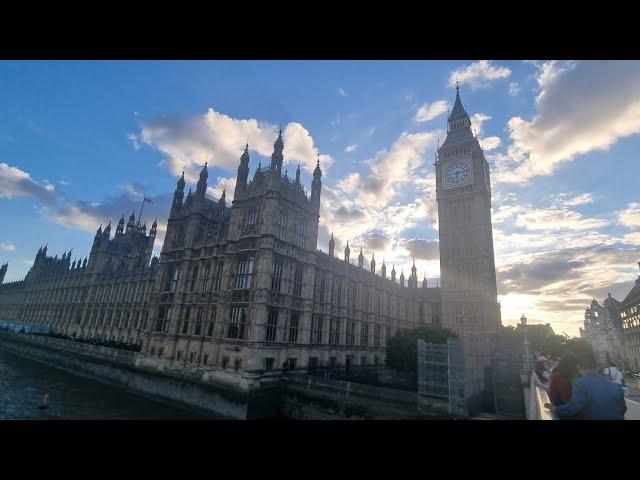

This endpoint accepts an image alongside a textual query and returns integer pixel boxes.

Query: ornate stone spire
[449,82,466,120]
[270,129,284,175]
[329,231,335,257]
[311,155,322,207]
[371,252,376,274]
[447,83,472,135]
[358,246,364,268]
[196,162,209,197]
[344,241,350,263]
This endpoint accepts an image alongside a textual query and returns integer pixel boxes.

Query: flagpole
[138,196,145,225]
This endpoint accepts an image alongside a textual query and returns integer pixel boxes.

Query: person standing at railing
[549,353,578,407]
[545,350,626,420]
[532,358,550,392]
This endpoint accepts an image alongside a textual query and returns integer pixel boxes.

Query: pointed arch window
[277,210,288,241]
[234,256,254,290]
[297,222,306,248]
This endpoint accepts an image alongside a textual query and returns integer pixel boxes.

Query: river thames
[0,348,207,419]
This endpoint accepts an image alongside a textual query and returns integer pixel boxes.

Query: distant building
[619,263,640,372]
[580,295,624,368]
[516,317,555,350]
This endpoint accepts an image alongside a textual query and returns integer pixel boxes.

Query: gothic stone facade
[580,295,624,368]
[0,89,501,391]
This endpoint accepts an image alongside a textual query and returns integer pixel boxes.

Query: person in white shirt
[603,363,624,384]
[533,358,550,392]
[602,362,627,395]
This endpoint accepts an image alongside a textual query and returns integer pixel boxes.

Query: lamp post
[520,313,530,386]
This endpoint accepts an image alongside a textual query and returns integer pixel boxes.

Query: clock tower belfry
[435,85,501,400]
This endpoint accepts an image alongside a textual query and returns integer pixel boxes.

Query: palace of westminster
[0,89,502,394]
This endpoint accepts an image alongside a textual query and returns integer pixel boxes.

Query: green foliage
[385,325,459,374]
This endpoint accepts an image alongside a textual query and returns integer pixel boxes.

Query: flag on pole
[143,196,154,205]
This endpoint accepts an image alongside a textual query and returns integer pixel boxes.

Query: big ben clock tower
[435,85,501,401]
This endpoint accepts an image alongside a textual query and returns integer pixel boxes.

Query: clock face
[444,160,472,187]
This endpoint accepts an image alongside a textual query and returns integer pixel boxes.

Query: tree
[385,325,459,374]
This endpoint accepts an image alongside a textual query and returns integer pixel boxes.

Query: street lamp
[520,313,530,385]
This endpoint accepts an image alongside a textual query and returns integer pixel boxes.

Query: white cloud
[139,108,332,183]
[618,202,640,227]
[352,130,441,208]
[492,204,524,224]
[470,113,491,137]
[503,61,640,183]
[338,88,348,97]
[415,100,449,123]
[127,132,141,150]
[623,232,640,245]
[449,60,511,90]
[515,206,608,232]
[480,136,501,151]
[0,163,56,202]
[207,176,236,200]
[0,242,16,251]
[368,127,376,135]
[509,82,520,96]
[345,144,358,153]
[562,193,594,207]
[283,122,333,173]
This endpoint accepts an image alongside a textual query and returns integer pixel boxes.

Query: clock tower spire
[435,86,501,402]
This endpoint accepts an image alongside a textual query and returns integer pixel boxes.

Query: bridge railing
[528,377,555,420]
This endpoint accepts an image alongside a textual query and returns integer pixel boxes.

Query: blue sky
[2,60,640,336]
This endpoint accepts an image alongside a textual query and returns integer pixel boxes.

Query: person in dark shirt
[545,350,626,420]
[549,353,578,407]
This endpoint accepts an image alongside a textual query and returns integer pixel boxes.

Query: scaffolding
[418,338,468,417]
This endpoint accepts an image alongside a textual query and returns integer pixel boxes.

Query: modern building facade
[0,89,501,398]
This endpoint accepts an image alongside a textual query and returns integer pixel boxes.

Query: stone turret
[328,232,335,257]
[171,172,186,216]
[196,163,208,198]
[234,144,250,198]
[311,157,322,209]
[116,214,125,236]
[270,129,284,176]
[0,262,7,284]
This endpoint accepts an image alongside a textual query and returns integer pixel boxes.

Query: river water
[0,348,207,419]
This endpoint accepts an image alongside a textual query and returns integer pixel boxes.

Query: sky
[1,60,640,337]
